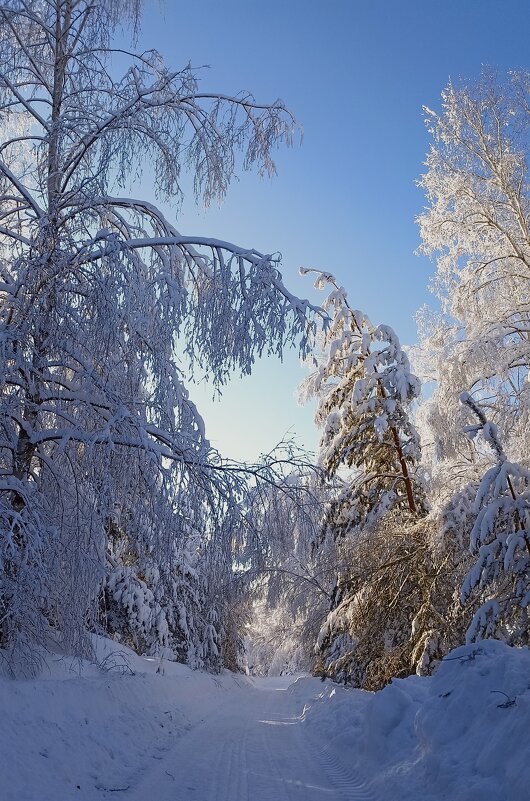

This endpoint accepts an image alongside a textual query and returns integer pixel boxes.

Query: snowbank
[0,636,251,801]
[1,638,528,800]
[298,639,530,801]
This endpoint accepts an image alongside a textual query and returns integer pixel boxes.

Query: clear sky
[130,1,530,462]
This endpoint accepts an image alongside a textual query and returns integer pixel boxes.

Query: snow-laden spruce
[460,393,530,644]
[299,270,434,688]
[0,0,320,672]
[299,268,425,538]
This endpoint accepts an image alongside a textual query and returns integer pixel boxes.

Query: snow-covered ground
[300,639,530,801]
[1,637,528,800]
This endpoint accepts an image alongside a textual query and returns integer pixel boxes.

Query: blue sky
[132,1,529,462]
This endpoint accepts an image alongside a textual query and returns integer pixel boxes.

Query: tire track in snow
[260,683,382,801]
[209,739,240,801]
[256,708,293,801]
[304,722,382,801]
[249,689,348,801]
[125,678,377,801]
[208,735,236,801]
[234,716,249,801]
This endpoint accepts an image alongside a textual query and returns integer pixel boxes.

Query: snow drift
[299,639,530,801]
[1,637,528,800]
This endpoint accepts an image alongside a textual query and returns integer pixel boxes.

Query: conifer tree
[460,393,530,645]
[300,269,426,539]
[300,270,429,687]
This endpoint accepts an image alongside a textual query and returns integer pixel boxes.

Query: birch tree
[0,0,319,670]
[415,69,530,498]
[240,469,332,675]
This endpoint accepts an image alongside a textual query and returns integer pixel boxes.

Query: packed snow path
[4,639,529,800]
[127,676,367,801]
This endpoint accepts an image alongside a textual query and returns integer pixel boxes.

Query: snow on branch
[0,0,319,669]
[299,267,425,539]
[460,394,530,644]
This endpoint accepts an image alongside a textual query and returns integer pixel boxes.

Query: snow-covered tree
[409,69,530,663]
[102,494,219,669]
[415,69,530,497]
[299,270,432,688]
[241,469,332,675]
[300,269,426,538]
[460,393,530,645]
[313,514,447,688]
[0,0,320,671]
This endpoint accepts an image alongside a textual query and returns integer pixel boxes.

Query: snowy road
[126,676,369,801]
[4,640,529,801]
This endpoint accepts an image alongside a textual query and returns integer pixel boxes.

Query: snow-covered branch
[0,0,317,671]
